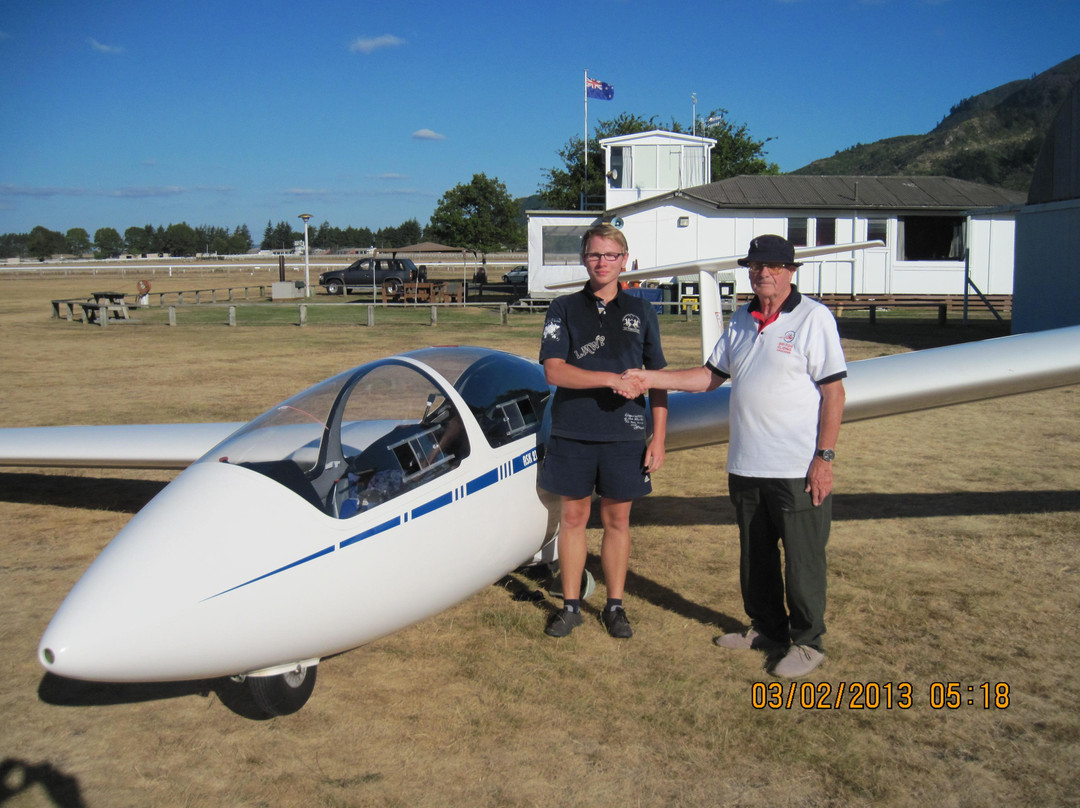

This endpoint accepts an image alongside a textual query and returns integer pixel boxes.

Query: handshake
[612,368,651,399]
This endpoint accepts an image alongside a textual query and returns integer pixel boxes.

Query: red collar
[751,307,782,333]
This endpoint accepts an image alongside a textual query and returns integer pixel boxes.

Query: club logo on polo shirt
[777,329,796,354]
[621,313,642,334]
[542,319,563,342]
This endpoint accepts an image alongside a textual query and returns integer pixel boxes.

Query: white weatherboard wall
[529,207,1016,299]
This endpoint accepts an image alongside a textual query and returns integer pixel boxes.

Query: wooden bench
[52,298,89,321]
[435,283,463,303]
[818,294,1011,324]
[508,298,551,313]
[79,301,131,325]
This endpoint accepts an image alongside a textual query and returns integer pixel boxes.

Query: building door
[860,247,888,294]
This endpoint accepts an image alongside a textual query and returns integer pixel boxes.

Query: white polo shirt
[707,290,846,478]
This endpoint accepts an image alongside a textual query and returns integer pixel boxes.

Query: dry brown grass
[1,270,1078,807]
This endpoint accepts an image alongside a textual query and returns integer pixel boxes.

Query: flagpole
[583,68,589,211]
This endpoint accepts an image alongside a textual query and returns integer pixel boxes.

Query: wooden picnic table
[393,281,464,304]
[91,291,127,305]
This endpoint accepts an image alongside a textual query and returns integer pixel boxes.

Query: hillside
[791,54,1080,192]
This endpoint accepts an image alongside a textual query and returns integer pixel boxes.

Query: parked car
[502,265,528,285]
[319,257,423,296]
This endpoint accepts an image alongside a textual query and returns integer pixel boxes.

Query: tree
[311,220,340,251]
[162,222,198,256]
[0,232,29,260]
[27,226,66,260]
[125,225,153,256]
[427,173,524,251]
[343,226,374,249]
[65,228,92,257]
[94,227,124,258]
[700,109,780,178]
[540,110,777,210]
[375,218,423,249]
[229,224,252,254]
[261,221,296,252]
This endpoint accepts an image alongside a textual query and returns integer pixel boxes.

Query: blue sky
[2,0,1077,239]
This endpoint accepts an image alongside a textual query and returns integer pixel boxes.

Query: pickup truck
[318,257,424,297]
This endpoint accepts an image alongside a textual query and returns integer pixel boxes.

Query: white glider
[2,244,1079,717]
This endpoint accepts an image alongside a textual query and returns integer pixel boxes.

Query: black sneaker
[601,607,633,639]
[545,608,583,637]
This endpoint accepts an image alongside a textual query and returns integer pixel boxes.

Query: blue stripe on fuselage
[208,446,538,599]
[340,515,401,548]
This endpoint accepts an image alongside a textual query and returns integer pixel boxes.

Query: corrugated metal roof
[673,175,1026,211]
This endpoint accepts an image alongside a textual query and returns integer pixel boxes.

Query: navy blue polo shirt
[540,285,666,442]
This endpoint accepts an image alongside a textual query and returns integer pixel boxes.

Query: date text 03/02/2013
[751,681,1011,710]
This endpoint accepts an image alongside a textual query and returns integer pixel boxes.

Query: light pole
[298,214,312,297]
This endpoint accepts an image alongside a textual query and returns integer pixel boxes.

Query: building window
[634,146,657,190]
[542,226,591,265]
[610,147,628,189]
[788,217,807,246]
[897,216,965,261]
[683,145,706,187]
[658,146,681,188]
[867,218,887,245]
[610,142,709,191]
[816,217,836,246]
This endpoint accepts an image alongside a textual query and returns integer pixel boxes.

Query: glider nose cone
[37,460,320,682]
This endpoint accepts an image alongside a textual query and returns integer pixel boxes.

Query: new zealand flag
[586,77,614,100]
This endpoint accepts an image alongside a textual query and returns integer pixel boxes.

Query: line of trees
[264,218,425,254]
[0,223,256,262]
[3,108,776,260]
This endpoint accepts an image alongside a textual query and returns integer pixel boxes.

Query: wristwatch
[816,449,835,462]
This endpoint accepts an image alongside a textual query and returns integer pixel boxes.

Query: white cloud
[0,184,89,198]
[412,129,445,141]
[88,38,123,54]
[110,186,186,198]
[373,173,409,180]
[349,34,404,54]
[283,188,331,197]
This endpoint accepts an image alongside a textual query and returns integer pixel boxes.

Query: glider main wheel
[248,663,317,717]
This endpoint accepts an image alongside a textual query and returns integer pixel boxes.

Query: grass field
[1,270,1077,807]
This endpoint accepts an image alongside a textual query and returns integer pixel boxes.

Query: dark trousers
[728,474,831,651]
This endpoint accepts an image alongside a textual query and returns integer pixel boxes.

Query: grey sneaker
[601,607,633,639]
[772,644,825,678]
[545,608,583,637]
[713,627,785,650]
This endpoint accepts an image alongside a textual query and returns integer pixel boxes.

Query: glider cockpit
[207,347,552,518]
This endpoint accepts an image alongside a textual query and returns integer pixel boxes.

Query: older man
[626,234,845,677]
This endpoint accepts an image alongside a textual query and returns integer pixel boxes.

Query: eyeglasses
[747,263,793,274]
[583,252,625,264]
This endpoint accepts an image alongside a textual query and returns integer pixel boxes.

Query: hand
[804,456,833,506]
[612,371,648,399]
[615,368,651,399]
[644,439,666,474]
